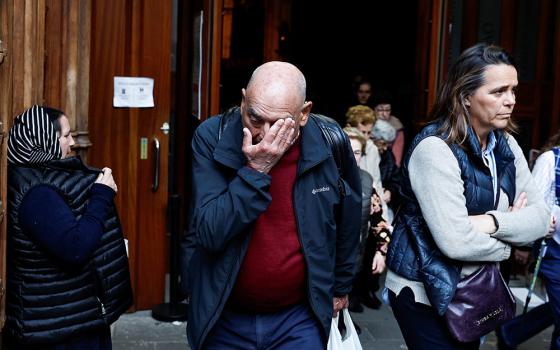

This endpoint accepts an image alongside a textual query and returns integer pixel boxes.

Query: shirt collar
[484,131,497,155]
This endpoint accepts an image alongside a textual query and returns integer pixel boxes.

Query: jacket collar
[464,126,515,175]
[298,115,331,174]
[213,111,246,170]
[212,110,331,174]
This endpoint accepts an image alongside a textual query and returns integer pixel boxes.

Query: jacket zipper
[97,297,107,315]
[200,243,242,345]
[91,265,107,318]
[292,176,320,318]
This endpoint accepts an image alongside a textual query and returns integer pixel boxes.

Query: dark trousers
[389,287,479,350]
[540,238,560,350]
[2,326,111,350]
[204,303,325,350]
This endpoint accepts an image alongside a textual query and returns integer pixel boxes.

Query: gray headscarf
[8,105,62,165]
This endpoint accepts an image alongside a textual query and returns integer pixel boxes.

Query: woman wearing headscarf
[3,105,132,349]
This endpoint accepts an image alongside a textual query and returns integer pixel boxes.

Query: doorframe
[201,0,222,119]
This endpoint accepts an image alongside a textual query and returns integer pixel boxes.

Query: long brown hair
[431,43,518,145]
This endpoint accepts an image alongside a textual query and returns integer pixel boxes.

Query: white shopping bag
[327,309,363,350]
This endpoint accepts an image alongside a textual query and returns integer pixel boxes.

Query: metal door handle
[152,138,160,192]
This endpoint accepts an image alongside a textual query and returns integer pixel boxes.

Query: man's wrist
[246,163,267,174]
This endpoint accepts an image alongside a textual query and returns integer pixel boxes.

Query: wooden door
[0,0,51,327]
[439,0,560,152]
[412,0,448,124]
[88,0,172,310]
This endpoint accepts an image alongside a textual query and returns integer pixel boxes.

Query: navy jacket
[387,122,515,315]
[185,110,362,349]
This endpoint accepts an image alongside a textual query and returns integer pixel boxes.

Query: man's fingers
[242,128,253,152]
[278,127,295,149]
[274,118,293,143]
[261,118,285,144]
[265,118,295,147]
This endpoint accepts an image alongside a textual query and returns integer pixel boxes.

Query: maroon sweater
[230,140,306,312]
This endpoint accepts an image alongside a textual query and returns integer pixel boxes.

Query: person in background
[3,105,132,350]
[360,183,392,307]
[185,61,361,350]
[385,43,549,349]
[373,91,405,167]
[347,75,374,109]
[372,119,402,221]
[344,126,391,316]
[343,127,373,321]
[345,105,389,218]
[510,132,560,349]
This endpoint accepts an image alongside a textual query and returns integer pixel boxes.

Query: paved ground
[112,274,554,349]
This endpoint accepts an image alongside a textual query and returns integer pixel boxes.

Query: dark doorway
[289,1,418,129]
[218,1,418,133]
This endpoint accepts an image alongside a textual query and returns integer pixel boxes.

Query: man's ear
[299,101,313,127]
[240,88,247,110]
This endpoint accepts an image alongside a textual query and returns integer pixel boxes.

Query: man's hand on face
[242,118,295,174]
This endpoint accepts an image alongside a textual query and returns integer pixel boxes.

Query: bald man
[185,62,361,349]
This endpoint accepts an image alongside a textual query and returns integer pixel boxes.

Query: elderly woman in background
[3,105,132,350]
[372,119,402,221]
[343,126,374,316]
[372,91,405,167]
[345,105,387,218]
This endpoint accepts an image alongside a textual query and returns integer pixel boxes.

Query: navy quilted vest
[5,157,133,344]
[387,121,516,315]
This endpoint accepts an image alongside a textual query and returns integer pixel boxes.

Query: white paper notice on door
[113,76,155,108]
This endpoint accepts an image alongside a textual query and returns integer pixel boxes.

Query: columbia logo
[312,186,330,195]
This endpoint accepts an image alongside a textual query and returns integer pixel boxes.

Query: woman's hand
[372,252,386,274]
[469,192,529,234]
[514,249,530,265]
[383,189,392,203]
[547,215,556,238]
[370,192,382,214]
[508,192,527,212]
[95,167,118,193]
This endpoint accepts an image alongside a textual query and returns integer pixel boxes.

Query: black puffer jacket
[5,157,133,344]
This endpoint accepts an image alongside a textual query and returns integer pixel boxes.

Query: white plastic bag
[327,309,363,350]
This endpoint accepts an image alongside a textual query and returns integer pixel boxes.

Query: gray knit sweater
[385,134,550,305]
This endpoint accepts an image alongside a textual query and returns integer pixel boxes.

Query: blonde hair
[345,105,376,127]
[343,126,367,153]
